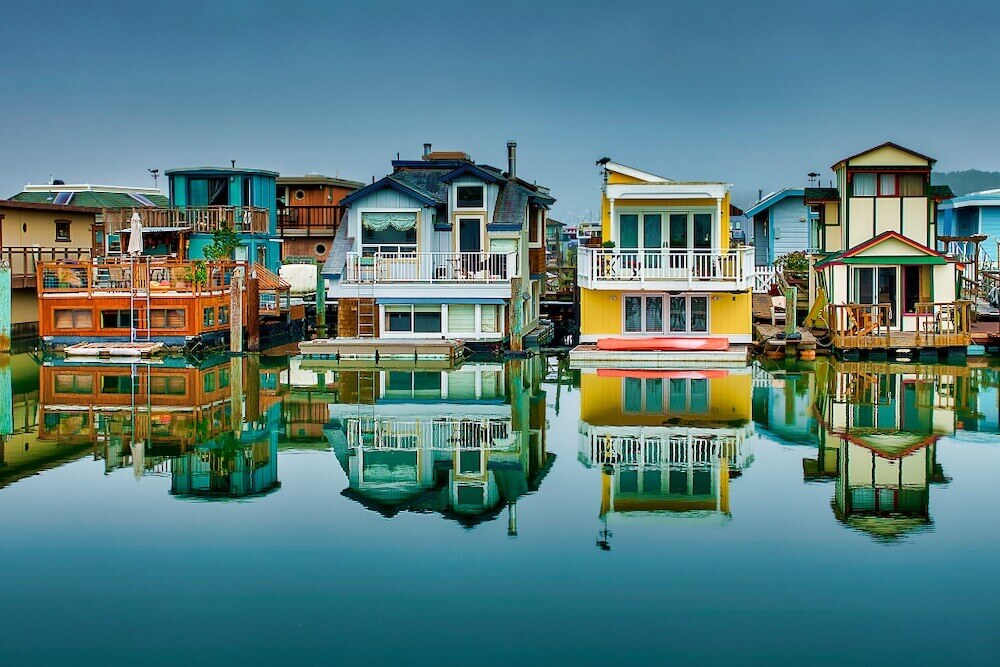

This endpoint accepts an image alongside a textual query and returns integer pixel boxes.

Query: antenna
[807,172,820,187]
[148,168,159,188]
[231,159,236,168]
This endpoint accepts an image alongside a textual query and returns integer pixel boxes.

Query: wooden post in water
[0,260,10,353]
[315,258,327,338]
[0,354,11,437]
[246,353,260,424]
[247,267,260,352]
[509,277,523,353]
[230,270,244,353]
[229,355,244,434]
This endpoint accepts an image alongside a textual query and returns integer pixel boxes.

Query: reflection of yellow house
[574,160,752,362]
[804,361,959,540]
[578,368,754,544]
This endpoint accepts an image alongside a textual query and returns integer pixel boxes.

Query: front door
[458,218,482,253]
[854,267,898,326]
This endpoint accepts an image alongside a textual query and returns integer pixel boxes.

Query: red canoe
[597,368,729,379]
[596,337,730,352]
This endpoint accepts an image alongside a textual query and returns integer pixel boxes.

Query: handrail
[344,251,517,283]
[578,246,754,287]
[36,258,244,296]
[277,205,345,233]
[0,246,91,279]
[103,206,270,235]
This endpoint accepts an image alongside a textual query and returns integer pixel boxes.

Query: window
[100,375,133,394]
[668,295,709,333]
[624,295,664,333]
[243,177,253,207]
[878,173,897,196]
[619,211,714,250]
[456,484,485,505]
[53,309,92,329]
[55,220,71,242]
[54,374,94,394]
[150,376,186,395]
[315,243,327,255]
[385,371,443,399]
[218,305,230,325]
[854,267,898,325]
[623,377,708,413]
[101,310,132,328]
[459,450,483,475]
[456,185,485,209]
[294,189,306,201]
[204,372,216,393]
[384,305,442,334]
[188,177,228,206]
[149,308,186,329]
[852,173,877,196]
[900,174,924,196]
[219,367,230,389]
[361,223,417,254]
[481,304,499,333]
[203,307,215,327]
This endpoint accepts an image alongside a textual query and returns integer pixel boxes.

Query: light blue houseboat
[938,189,1000,263]
[744,188,818,266]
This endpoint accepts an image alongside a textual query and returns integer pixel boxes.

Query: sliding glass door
[854,267,898,326]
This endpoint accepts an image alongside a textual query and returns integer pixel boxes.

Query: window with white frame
[384,304,442,333]
[623,377,709,414]
[618,210,714,250]
[624,294,664,333]
[361,211,418,254]
[455,185,485,209]
[668,295,709,333]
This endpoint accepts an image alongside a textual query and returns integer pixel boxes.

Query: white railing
[344,251,517,283]
[585,427,751,470]
[348,417,516,451]
[578,246,754,289]
[752,264,778,293]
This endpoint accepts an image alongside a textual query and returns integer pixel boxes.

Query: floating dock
[63,341,165,358]
[568,343,751,368]
[754,324,820,361]
[298,337,467,363]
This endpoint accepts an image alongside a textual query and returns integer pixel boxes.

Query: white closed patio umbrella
[127,211,144,255]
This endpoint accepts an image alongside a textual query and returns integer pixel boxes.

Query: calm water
[1,352,999,665]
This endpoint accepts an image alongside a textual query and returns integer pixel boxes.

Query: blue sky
[2,0,999,215]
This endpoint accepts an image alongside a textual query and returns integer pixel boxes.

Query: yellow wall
[580,289,751,336]
[902,198,929,241]
[11,290,37,325]
[847,145,931,168]
[0,207,95,248]
[874,197,902,236]
[607,173,650,185]
[580,372,752,426]
[847,198,874,247]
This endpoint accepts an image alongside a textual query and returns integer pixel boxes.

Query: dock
[63,341,165,358]
[298,337,467,363]
[568,344,751,368]
[754,324,820,361]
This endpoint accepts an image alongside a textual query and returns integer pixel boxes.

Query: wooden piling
[230,270,244,353]
[0,261,10,353]
[315,258,327,338]
[247,268,260,352]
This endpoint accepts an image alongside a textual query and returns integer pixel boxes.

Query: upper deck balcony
[277,205,345,236]
[343,251,517,285]
[578,246,754,291]
[103,206,270,235]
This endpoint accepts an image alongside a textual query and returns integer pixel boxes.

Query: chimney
[423,143,432,157]
[507,141,517,180]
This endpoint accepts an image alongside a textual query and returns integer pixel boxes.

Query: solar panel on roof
[128,193,157,206]
[53,192,73,205]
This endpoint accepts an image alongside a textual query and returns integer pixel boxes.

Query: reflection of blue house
[745,188,818,266]
[938,190,1000,262]
[166,167,282,272]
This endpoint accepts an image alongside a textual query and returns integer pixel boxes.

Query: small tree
[203,224,240,261]
[775,250,810,277]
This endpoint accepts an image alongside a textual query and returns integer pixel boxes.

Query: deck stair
[129,257,151,342]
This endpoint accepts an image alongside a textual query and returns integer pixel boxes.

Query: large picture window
[623,377,709,414]
[361,212,418,254]
[619,210,714,250]
[853,172,925,197]
[668,295,709,333]
[624,295,664,333]
[384,304,442,333]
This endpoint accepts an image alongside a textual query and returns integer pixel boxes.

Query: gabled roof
[14,184,169,208]
[743,188,806,218]
[596,157,673,183]
[438,163,505,184]
[928,184,954,201]
[832,142,935,170]
[338,174,441,207]
[276,174,365,189]
[814,231,953,268]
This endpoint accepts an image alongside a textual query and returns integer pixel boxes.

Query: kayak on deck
[597,368,729,379]
[595,337,730,352]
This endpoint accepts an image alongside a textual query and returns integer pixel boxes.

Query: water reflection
[578,368,755,547]
[319,357,552,532]
[31,354,280,498]
[803,361,973,541]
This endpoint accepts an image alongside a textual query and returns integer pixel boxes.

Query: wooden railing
[103,206,270,234]
[277,206,345,234]
[827,303,894,348]
[827,301,971,349]
[347,417,515,451]
[914,301,972,347]
[37,258,242,296]
[344,251,518,284]
[578,247,754,289]
[584,427,751,470]
[0,246,91,287]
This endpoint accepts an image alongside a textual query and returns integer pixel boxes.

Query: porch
[103,206,270,235]
[343,251,517,284]
[577,247,754,291]
[1,246,91,288]
[277,205,345,236]
[827,302,972,350]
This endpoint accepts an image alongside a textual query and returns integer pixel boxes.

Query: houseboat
[276,173,362,263]
[320,142,555,351]
[744,188,819,267]
[324,357,551,532]
[571,159,754,365]
[805,142,968,360]
[803,360,966,540]
[34,166,293,351]
[577,366,755,546]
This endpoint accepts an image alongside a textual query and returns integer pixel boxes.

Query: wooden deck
[64,341,165,358]
[298,337,467,362]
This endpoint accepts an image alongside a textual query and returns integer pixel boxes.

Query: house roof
[596,157,673,183]
[494,182,532,225]
[832,142,935,170]
[743,188,805,218]
[276,174,365,189]
[804,187,840,203]
[12,189,169,209]
[338,174,443,208]
[939,189,1000,210]
[164,166,279,177]
[438,163,505,184]
[813,230,955,268]
[0,198,101,214]
[928,184,955,200]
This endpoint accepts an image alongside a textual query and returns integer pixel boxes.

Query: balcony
[578,246,754,291]
[103,206,270,235]
[1,246,91,288]
[277,205,345,236]
[344,251,517,284]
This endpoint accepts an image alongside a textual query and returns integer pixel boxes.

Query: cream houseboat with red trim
[805,142,968,357]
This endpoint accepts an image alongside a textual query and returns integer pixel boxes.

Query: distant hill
[932,169,1000,196]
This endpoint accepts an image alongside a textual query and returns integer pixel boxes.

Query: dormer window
[456,185,485,209]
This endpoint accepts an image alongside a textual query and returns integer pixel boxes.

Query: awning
[362,212,416,231]
[120,226,192,233]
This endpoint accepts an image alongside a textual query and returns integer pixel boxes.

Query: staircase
[129,258,151,342]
